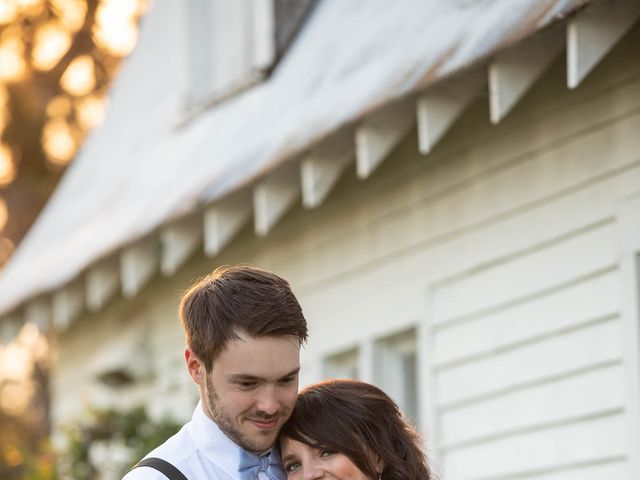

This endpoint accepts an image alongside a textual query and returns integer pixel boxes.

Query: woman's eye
[285,462,300,473]
[320,449,336,457]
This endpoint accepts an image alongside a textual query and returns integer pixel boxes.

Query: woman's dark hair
[279,379,430,479]
[179,265,307,372]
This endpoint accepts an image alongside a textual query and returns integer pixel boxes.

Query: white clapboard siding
[275,107,640,292]
[511,461,627,480]
[444,413,626,480]
[440,363,625,446]
[266,76,640,282]
[432,222,615,323]
[433,268,620,367]
[436,318,622,407]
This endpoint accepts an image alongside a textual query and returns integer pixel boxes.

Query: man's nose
[256,387,279,415]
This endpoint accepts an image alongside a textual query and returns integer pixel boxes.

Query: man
[123,265,308,480]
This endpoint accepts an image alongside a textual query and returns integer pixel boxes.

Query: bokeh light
[32,21,72,71]
[0,143,15,187]
[0,381,34,415]
[46,95,72,118]
[93,0,139,57]
[0,33,27,82]
[42,117,76,165]
[0,236,14,264]
[0,0,19,25]
[0,196,7,231]
[51,0,87,32]
[60,54,95,96]
[75,94,106,130]
[15,0,43,18]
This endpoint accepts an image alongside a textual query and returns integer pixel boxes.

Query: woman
[279,379,431,479]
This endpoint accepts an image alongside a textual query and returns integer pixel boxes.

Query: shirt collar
[187,400,281,478]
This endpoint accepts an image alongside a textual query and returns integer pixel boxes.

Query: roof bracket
[160,214,203,276]
[417,69,485,154]
[489,24,565,124]
[120,236,158,298]
[301,129,354,208]
[0,314,23,344]
[204,189,253,256]
[355,97,415,178]
[86,258,120,312]
[24,297,50,332]
[567,0,640,89]
[52,281,83,331]
[254,160,301,236]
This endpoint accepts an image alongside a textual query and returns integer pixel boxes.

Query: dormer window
[186,0,315,111]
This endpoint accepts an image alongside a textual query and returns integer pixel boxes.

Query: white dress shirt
[122,401,285,480]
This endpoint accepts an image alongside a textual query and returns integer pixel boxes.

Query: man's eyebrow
[226,367,300,382]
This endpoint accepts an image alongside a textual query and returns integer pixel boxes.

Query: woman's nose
[302,463,325,479]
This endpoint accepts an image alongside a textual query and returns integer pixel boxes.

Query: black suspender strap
[133,457,188,480]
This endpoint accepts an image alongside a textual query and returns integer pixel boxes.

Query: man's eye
[285,461,300,473]
[238,381,257,389]
[279,376,295,384]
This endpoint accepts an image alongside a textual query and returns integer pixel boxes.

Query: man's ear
[185,348,205,385]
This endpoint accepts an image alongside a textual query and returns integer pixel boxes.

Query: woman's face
[280,437,372,479]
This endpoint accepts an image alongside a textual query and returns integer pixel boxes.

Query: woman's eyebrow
[281,453,298,464]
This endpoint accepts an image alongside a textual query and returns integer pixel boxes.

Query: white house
[1,0,640,478]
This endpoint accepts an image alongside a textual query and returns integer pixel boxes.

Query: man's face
[190,331,300,453]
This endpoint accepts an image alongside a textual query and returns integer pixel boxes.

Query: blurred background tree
[0,1,147,478]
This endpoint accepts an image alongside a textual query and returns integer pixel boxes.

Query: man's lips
[248,417,279,429]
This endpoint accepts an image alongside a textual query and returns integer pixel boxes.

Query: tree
[0,1,146,477]
[0,0,146,266]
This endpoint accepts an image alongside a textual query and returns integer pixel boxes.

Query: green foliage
[58,405,181,480]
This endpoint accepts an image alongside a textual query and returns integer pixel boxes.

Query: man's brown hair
[179,265,308,372]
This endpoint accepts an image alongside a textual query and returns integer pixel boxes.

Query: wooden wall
[52,22,640,480]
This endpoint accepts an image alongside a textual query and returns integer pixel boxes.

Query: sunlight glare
[60,54,95,96]
[32,21,72,71]
[42,118,76,165]
[0,143,15,187]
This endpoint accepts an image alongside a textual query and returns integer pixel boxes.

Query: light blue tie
[238,448,284,480]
